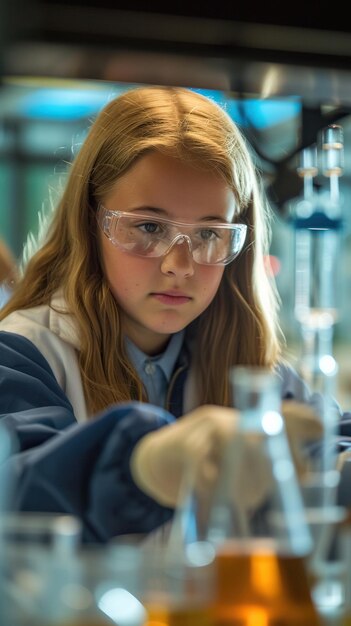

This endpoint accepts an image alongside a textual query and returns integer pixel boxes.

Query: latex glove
[130,405,238,507]
[281,400,324,478]
[130,401,323,509]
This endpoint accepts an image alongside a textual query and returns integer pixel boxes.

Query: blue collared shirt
[125,330,185,408]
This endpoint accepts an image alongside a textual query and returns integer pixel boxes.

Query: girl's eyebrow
[128,206,167,216]
[128,206,231,223]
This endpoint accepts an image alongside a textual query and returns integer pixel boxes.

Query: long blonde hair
[0,86,282,414]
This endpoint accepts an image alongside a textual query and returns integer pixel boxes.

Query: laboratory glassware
[293,125,344,497]
[170,366,321,626]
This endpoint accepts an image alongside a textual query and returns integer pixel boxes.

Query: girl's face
[99,152,236,354]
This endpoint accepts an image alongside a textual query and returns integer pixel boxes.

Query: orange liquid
[212,542,322,626]
[145,603,214,626]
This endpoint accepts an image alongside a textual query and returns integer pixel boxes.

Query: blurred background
[1,0,351,405]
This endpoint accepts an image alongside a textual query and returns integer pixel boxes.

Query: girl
[0,86,328,542]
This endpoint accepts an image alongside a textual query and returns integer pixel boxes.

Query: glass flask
[1,522,149,626]
[172,366,321,626]
[139,538,216,626]
[71,544,147,626]
[0,512,83,625]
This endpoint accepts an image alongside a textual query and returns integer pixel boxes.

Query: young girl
[0,86,331,543]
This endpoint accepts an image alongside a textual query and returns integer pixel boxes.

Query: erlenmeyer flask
[172,366,321,626]
[211,366,321,626]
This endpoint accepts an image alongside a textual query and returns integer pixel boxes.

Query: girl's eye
[137,222,162,234]
[200,228,220,241]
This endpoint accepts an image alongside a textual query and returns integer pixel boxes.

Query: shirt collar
[125,330,185,382]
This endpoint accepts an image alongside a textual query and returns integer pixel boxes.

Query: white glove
[130,401,323,508]
[130,405,238,507]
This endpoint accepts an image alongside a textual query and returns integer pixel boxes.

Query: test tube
[322,124,344,206]
[297,144,318,201]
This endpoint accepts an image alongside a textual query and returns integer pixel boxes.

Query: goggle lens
[98,206,247,266]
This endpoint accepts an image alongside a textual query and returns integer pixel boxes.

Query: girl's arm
[0,331,174,543]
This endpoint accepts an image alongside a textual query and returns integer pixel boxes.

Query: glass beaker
[140,539,216,626]
[0,511,82,625]
[1,518,149,626]
[78,543,147,626]
[208,366,321,626]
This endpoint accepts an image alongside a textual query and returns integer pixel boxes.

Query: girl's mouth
[151,292,192,305]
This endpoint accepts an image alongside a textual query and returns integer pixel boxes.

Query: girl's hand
[130,401,323,508]
[130,405,238,507]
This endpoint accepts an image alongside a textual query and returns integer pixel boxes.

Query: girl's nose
[160,236,195,277]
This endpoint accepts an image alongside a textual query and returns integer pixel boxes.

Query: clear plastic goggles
[97,205,247,266]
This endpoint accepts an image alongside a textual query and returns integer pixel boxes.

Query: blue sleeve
[0,331,175,543]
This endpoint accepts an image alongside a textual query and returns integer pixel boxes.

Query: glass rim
[0,511,81,534]
[98,204,247,232]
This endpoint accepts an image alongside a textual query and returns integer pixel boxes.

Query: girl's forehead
[108,152,234,202]
[103,168,237,222]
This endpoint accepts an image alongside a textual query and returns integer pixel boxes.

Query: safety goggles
[97,204,247,266]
